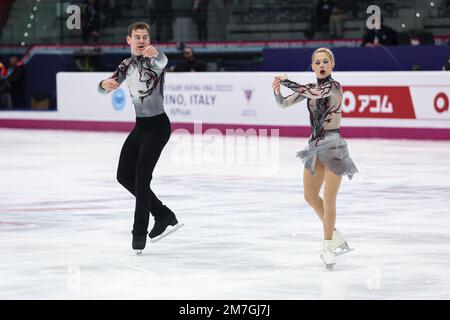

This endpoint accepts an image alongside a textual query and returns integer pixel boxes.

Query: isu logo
[342,87,416,119]
[243,88,254,106]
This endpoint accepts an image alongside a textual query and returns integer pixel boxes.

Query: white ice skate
[320,240,336,270]
[149,223,184,243]
[332,228,353,256]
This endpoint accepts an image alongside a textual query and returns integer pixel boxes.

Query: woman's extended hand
[272,77,281,95]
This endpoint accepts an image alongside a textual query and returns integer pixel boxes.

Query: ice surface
[1,128,449,299]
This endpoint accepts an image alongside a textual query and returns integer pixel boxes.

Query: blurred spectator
[170,47,206,72]
[192,0,208,41]
[0,61,7,78]
[102,0,120,27]
[314,0,333,35]
[443,56,450,70]
[0,60,12,110]
[150,0,173,42]
[362,19,398,47]
[329,0,352,38]
[75,55,95,72]
[82,0,100,43]
[6,56,24,108]
[126,0,135,9]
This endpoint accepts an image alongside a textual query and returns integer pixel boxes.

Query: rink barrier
[1,119,449,140]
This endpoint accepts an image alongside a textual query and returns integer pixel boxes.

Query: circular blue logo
[112,89,125,111]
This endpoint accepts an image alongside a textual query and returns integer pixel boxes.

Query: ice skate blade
[325,264,335,271]
[135,249,143,255]
[334,247,354,256]
[150,223,184,243]
[320,255,336,271]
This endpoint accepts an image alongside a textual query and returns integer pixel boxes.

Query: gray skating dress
[274,75,358,180]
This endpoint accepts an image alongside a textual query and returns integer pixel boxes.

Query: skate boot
[332,228,353,256]
[132,235,147,255]
[320,240,336,270]
[149,211,184,243]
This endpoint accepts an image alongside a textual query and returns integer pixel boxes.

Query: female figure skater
[98,22,182,254]
[272,47,358,269]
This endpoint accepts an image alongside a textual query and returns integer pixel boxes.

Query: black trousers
[117,113,172,236]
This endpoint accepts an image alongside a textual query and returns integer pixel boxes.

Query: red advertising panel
[342,87,416,119]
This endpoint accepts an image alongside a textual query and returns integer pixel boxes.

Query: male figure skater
[98,22,182,254]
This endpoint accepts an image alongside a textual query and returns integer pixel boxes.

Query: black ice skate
[149,211,183,243]
[132,235,147,255]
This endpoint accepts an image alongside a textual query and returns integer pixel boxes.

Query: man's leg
[117,127,139,195]
[132,128,170,236]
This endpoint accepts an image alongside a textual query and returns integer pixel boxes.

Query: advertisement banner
[53,71,450,127]
[0,71,449,138]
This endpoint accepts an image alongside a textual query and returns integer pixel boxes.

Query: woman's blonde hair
[311,47,335,65]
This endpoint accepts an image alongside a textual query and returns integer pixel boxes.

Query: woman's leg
[322,168,342,240]
[303,158,325,221]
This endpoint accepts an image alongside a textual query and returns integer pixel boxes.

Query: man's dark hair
[127,22,150,36]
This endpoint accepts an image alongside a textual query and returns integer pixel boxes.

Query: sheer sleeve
[280,79,341,100]
[274,91,306,108]
[98,58,130,94]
